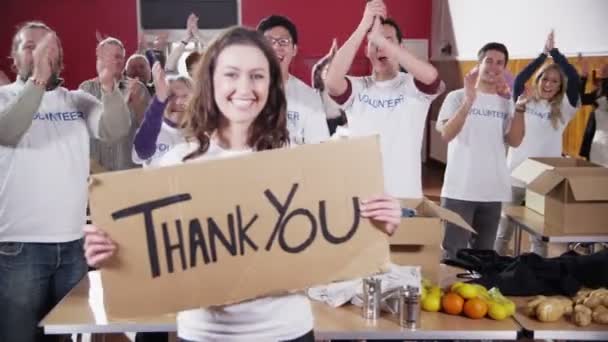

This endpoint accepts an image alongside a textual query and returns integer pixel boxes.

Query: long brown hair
[183,26,289,161]
[533,63,567,129]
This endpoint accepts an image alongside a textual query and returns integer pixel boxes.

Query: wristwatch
[401,208,417,218]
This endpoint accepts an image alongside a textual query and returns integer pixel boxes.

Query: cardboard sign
[89,136,391,318]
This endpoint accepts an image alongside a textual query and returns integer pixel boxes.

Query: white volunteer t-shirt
[341,72,444,198]
[132,119,186,168]
[507,96,578,187]
[158,141,313,342]
[0,81,106,242]
[438,89,514,202]
[285,75,330,145]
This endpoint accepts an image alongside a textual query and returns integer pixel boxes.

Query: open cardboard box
[511,157,608,235]
[389,199,473,282]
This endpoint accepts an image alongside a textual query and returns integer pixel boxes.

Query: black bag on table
[443,249,608,296]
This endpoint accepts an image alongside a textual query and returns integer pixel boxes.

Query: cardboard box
[389,199,473,282]
[511,157,608,234]
[390,245,443,282]
[89,136,391,318]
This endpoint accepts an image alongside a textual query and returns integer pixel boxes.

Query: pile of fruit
[526,287,608,326]
[421,280,515,320]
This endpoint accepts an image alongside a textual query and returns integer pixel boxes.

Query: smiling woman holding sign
[84,26,402,342]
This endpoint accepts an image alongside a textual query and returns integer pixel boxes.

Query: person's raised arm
[81,55,132,142]
[512,32,556,100]
[133,62,169,160]
[506,88,528,147]
[165,13,200,74]
[188,13,205,52]
[136,32,150,55]
[125,78,150,125]
[325,0,386,98]
[437,68,478,143]
[578,53,597,106]
[165,44,186,75]
[548,32,579,107]
[367,18,437,85]
[0,33,54,146]
[311,38,337,92]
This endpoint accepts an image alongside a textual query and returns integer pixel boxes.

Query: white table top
[504,206,608,243]
[511,297,608,340]
[41,271,521,340]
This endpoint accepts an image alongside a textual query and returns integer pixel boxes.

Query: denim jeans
[0,239,88,342]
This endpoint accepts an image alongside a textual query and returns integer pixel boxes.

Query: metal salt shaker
[362,277,382,320]
[399,285,421,330]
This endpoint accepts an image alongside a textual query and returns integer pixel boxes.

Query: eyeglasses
[265,36,292,47]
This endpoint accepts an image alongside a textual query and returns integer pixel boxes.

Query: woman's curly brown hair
[182,26,289,161]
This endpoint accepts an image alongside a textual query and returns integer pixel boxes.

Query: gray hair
[96,37,125,56]
[166,74,193,89]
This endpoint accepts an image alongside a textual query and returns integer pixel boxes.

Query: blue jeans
[0,239,88,342]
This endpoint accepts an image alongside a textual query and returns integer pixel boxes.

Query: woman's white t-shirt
[507,96,578,187]
[132,120,186,168]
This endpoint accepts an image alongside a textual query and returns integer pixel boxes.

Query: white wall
[432,0,608,60]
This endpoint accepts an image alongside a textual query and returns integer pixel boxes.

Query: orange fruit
[442,292,465,315]
[463,298,488,319]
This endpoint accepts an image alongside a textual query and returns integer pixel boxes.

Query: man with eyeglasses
[257,15,330,145]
